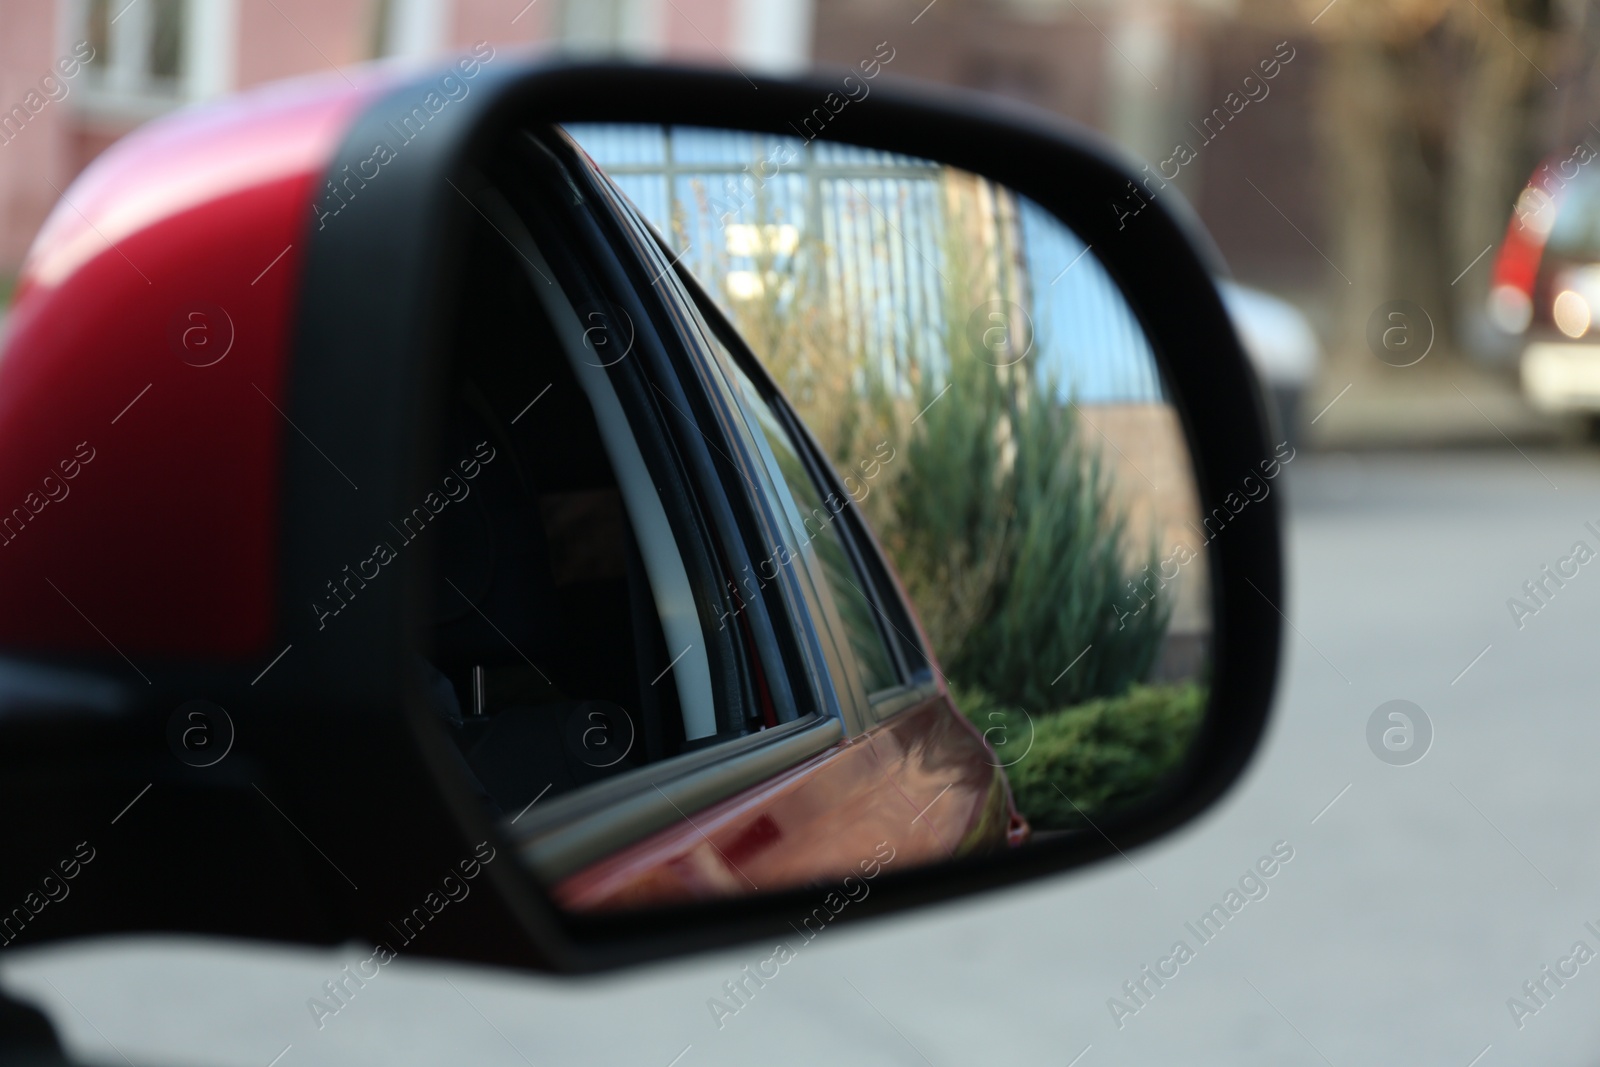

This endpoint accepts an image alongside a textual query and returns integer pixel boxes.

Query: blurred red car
[1489,148,1600,423]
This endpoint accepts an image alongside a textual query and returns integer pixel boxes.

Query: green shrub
[889,356,1170,710]
[956,682,1207,831]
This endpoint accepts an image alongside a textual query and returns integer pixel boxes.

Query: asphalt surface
[8,450,1600,1067]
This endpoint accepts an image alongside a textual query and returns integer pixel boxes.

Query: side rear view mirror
[0,54,1281,975]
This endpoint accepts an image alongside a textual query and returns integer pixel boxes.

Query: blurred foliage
[955,681,1207,832]
[708,171,1169,711]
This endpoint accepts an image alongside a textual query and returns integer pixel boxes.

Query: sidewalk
[1302,353,1568,449]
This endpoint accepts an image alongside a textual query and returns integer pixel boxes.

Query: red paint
[1490,153,1568,299]
[0,72,383,662]
[554,694,1017,911]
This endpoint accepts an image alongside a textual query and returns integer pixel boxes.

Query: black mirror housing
[0,58,1281,975]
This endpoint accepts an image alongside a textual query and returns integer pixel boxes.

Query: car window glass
[720,354,900,696]
[416,169,738,827]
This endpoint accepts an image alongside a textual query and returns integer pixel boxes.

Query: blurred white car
[1217,280,1322,447]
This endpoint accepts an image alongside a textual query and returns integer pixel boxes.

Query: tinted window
[723,360,900,696]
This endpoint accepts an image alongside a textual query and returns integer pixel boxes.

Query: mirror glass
[431,123,1245,915]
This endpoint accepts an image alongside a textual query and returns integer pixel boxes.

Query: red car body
[2,71,379,659]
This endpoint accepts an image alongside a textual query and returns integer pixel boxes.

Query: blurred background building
[0,0,813,274]
[3,0,1598,444]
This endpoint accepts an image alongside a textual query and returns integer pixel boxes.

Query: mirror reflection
[426,123,1226,912]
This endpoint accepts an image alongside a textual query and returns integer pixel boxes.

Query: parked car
[1489,154,1600,424]
[0,55,1278,1059]
[1217,280,1321,450]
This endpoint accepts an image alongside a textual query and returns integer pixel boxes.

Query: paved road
[9,450,1600,1067]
